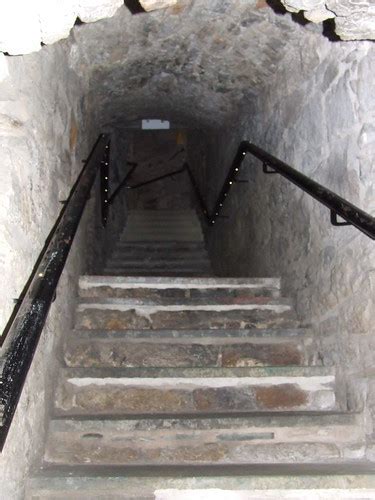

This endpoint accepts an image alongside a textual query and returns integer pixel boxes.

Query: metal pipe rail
[190,141,375,239]
[0,134,110,450]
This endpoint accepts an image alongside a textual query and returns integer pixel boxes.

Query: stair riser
[56,377,335,416]
[101,269,212,278]
[64,340,305,368]
[109,255,208,262]
[106,259,211,266]
[103,265,212,272]
[75,307,296,330]
[79,287,280,300]
[114,243,205,249]
[45,430,358,466]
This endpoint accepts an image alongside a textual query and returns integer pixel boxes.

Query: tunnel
[0,0,375,497]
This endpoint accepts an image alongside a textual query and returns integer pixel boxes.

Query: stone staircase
[102,210,212,277]
[26,210,374,498]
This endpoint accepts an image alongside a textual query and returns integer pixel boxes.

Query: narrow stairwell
[27,210,374,498]
[102,210,212,277]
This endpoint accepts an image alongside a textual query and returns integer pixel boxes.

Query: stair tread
[69,328,313,340]
[59,365,335,378]
[79,276,282,288]
[48,412,360,431]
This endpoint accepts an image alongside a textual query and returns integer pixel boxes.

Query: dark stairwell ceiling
[70,0,328,131]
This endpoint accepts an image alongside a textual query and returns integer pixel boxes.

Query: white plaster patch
[66,375,335,391]
[79,275,281,290]
[77,303,292,313]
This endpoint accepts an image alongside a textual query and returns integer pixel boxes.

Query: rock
[304,6,335,22]
[335,12,375,40]
[77,0,124,23]
[0,1,41,55]
[139,0,178,12]
[39,0,78,45]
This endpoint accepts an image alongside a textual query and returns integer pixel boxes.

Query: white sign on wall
[142,119,170,130]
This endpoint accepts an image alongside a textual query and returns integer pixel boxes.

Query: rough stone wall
[280,0,375,40]
[207,37,375,448]
[0,40,97,498]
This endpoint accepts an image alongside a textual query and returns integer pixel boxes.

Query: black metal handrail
[114,141,374,239]
[0,134,110,450]
[188,141,375,239]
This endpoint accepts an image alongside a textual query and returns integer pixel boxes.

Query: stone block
[140,0,178,12]
[77,0,123,23]
[0,1,41,54]
[55,368,336,416]
[38,0,78,45]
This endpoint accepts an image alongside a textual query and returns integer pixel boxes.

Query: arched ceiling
[71,1,325,129]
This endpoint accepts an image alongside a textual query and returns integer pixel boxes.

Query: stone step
[102,263,212,272]
[114,242,206,251]
[124,221,202,229]
[99,271,214,277]
[69,327,313,341]
[122,234,204,242]
[75,297,295,330]
[127,209,198,215]
[44,413,364,468]
[54,366,336,416]
[110,251,209,260]
[123,227,203,234]
[106,258,211,266]
[78,276,281,300]
[25,472,375,500]
[64,334,312,368]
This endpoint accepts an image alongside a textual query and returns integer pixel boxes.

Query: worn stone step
[69,327,313,341]
[124,222,202,230]
[25,471,375,500]
[55,366,336,416]
[75,297,295,330]
[106,258,211,266]
[114,242,206,251]
[110,251,209,260]
[122,234,204,242]
[78,276,281,300]
[64,335,311,368]
[123,227,202,234]
[99,271,214,278]
[121,234,204,242]
[44,413,364,468]
[102,264,212,273]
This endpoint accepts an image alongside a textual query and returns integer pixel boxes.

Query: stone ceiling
[1,0,374,130]
[0,0,374,57]
[71,0,326,129]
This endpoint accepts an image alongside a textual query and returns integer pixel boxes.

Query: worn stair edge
[44,418,365,467]
[79,276,282,290]
[77,297,292,314]
[63,336,311,368]
[25,471,375,500]
[67,328,314,340]
[55,367,337,416]
[58,365,335,378]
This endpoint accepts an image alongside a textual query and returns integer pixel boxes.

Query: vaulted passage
[0,1,374,498]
